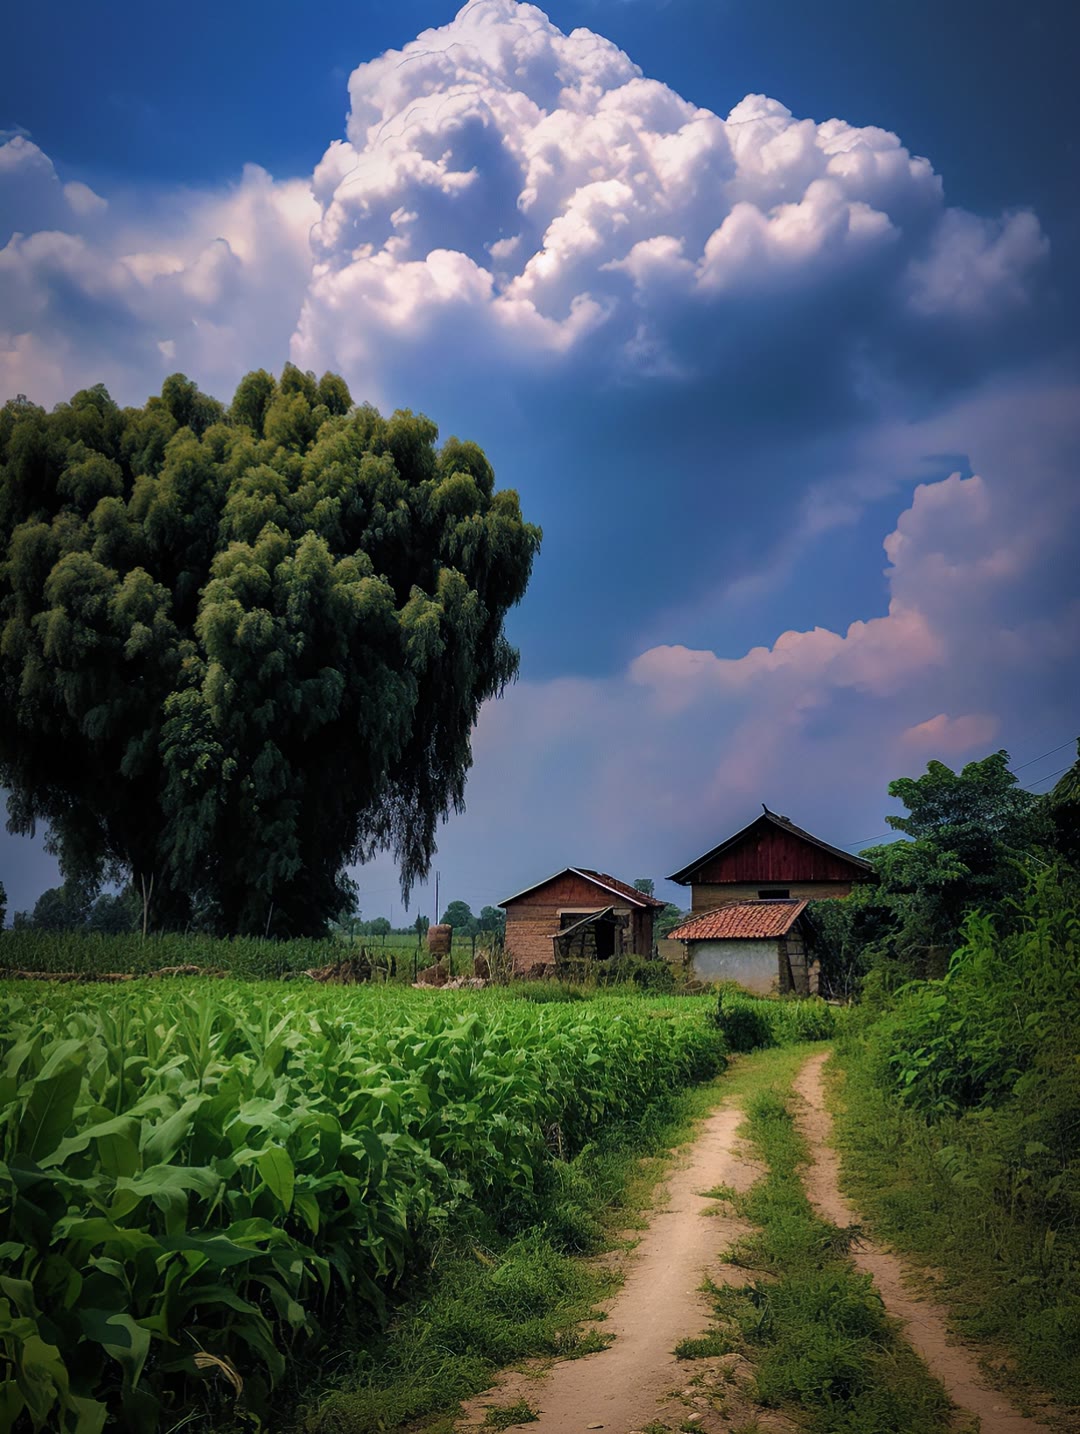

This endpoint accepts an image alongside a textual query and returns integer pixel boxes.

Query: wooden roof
[668,899,809,942]
[499,868,666,909]
[668,808,874,886]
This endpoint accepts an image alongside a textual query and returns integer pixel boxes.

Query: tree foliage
[811,750,1051,993]
[0,368,541,935]
[442,899,477,935]
[1048,740,1080,869]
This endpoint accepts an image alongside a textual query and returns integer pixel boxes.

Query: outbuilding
[667,899,816,995]
[668,807,875,911]
[499,868,665,976]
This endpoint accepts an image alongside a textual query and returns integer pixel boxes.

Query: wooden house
[668,899,815,995]
[668,807,875,911]
[499,869,666,976]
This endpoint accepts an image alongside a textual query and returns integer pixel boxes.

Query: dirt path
[793,1049,1052,1434]
[457,1103,769,1434]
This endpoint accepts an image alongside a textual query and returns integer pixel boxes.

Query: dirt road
[794,1049,1052,1434]
[458,1102,766,1433]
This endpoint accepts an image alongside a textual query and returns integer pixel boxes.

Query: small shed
[668,899,816,995]
[668,807,875,912]
[499,869,666,976]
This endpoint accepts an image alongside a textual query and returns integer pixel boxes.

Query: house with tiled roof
[668,899,814,995]
[498,868,666,976]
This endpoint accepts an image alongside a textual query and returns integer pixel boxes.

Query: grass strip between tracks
[693,1053,956,1434]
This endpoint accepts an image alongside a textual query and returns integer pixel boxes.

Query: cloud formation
[0,138,317,406]
[2,1,1047,421]
[294,0,1046,405]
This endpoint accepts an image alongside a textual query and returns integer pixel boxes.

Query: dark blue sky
[1,0,1077,920]
[6,2,1079,226]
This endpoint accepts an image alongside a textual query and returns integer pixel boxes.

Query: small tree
[653,903,685,940]
[442,900,477,935]
[477,904,506,936]
[632,878,655,897]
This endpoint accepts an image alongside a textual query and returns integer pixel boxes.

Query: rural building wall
[503,872,648,974]
[688,939,779,994]
[693,823,859,885]
[690,880,852,912]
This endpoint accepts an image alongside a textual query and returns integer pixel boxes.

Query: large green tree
[811,750,1050,991]
[0,367,540,934]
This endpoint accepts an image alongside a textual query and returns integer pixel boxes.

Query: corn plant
[0,982,724,1430]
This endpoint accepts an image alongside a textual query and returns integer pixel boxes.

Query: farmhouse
[668,899,815,995]
[499,868,666,976]
[668,806,875,911]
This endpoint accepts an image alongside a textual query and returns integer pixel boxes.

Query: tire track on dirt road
[457,1102,774,1434]
[794,1049,1053,1434]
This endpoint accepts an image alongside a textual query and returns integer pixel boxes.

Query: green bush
[712,991,840,1052]
[835,867,1080,1407]
[598,954,675,991]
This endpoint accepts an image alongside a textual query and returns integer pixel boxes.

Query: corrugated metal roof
[668,899,809,942]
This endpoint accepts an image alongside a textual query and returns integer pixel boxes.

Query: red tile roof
[668,900,808,942]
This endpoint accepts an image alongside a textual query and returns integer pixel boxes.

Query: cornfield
[0,981,724,1431]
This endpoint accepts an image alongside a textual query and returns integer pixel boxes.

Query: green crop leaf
[19,1060,84,1162]
[78,1309,151,1389]
[40,1114,139,1172]
[257,1147,295,1213]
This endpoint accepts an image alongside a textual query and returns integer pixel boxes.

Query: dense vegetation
[834,868,1080,1408]
[808,748,1067,997]
[0,370,540,936]
[0,982,727,1432]
[0,930,425,979]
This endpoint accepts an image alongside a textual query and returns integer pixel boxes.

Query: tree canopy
[0,367,541,935]
[810,749,1053,993]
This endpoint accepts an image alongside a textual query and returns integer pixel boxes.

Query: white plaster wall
[689,939,779,994]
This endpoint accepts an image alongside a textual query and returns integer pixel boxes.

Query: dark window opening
[758,888,790,899]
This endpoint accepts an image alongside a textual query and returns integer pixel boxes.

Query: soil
[457,1103,789,1434]
[793,1049,1054,1434]
[457,1050,1062,1434]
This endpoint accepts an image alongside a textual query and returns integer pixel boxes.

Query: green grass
[482,1399,540,1428]
[830,1039,1080,1414]
[701,1062,953,1433]
[674,1331,733,1359]
[295,1060,733,1432]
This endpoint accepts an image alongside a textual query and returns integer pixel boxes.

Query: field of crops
[0,930,429,979]
[0,980,729,1432]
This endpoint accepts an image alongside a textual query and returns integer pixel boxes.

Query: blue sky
[2,0,1078,922]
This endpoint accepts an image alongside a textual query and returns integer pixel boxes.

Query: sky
[1,0,1078,922]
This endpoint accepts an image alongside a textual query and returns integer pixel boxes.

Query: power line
[840,737,1077,848]
[1011,739,1078,774]
[1021,763,1072,791]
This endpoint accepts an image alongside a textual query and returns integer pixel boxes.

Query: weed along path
[794,1050,1052,1434]
[458,1100,763,1433]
